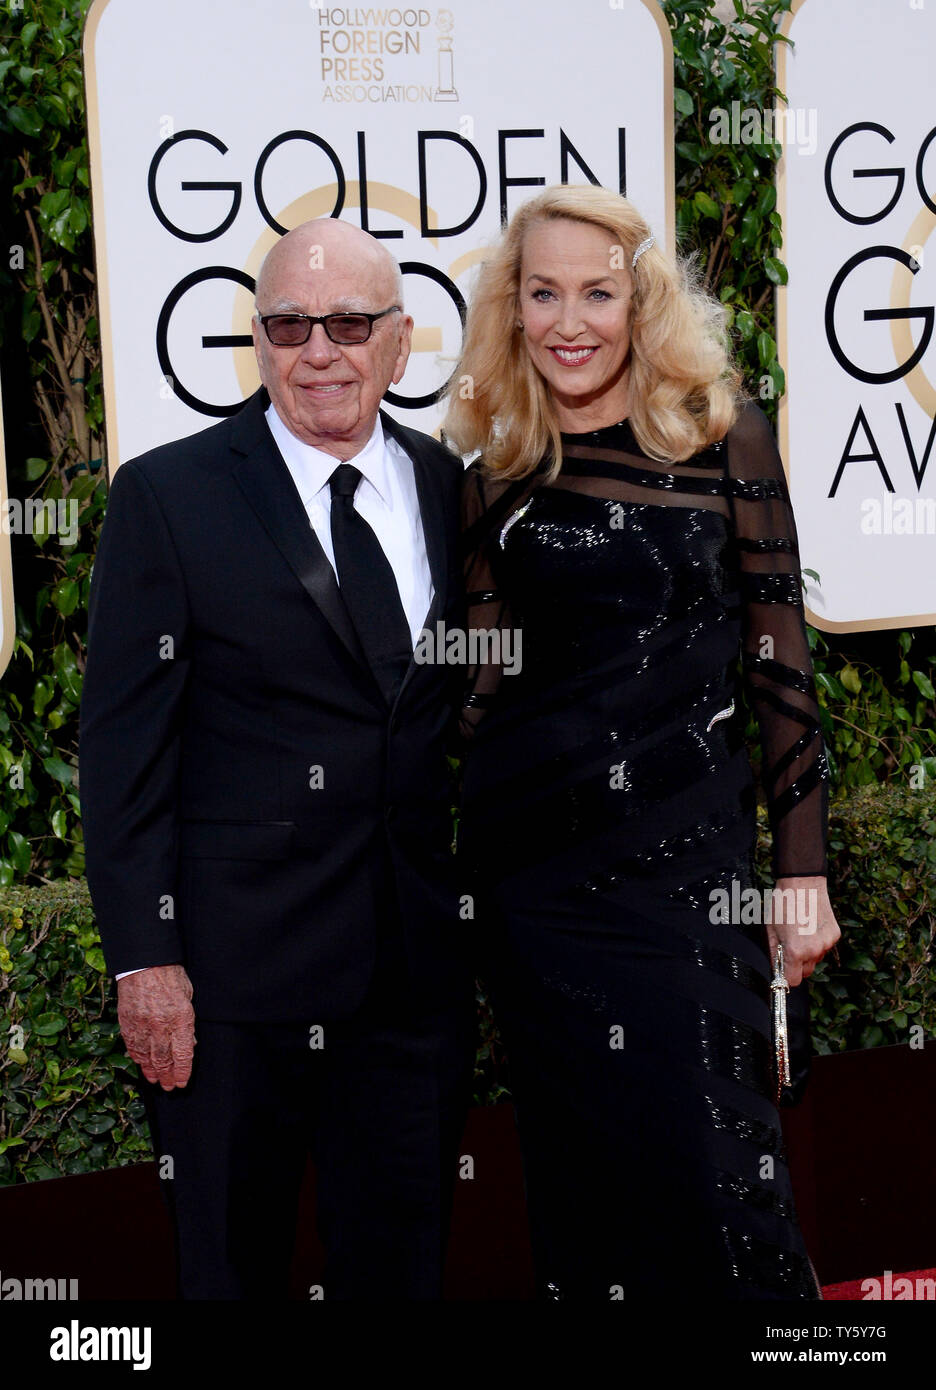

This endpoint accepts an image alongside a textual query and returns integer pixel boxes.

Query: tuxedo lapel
[229,390,373,681]
[227,392,455,710]
[379,409,456,709]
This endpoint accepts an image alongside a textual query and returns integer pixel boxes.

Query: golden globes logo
[84,0,673,475]
[147,116,630,416]
[315,6,458,103]
[436,9,457,101]
[821,122,936,501]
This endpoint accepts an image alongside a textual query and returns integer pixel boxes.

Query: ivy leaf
[694,190,721,220]
[764,256,788,285]
[32,676,54,715]
[7,105,42,137]
[816,672,846,702]
[912,670,935,700]
[39,187,69,218]
[33,1012,68,1036]
[22,307,42,343]
[43,755,74,786]
[7,830,32,875]
[674,87,694,116]
[840,665,862,696]
[740,206,761,246]
[53,642,82,702]
[83,1114,116,1135]
[51,578,79,616]
[84,947,107,973]
[758,183,777,216]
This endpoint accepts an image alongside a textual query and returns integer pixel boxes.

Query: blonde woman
[445,185,840,1300]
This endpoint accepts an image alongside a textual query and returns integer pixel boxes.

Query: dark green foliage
[663,0,794,410]
[0,0,102,882]
[754,784,936,1054]
[0,880,150,1183]
[808,626,936,789]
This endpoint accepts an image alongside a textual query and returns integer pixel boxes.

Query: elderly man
[80,219,475,1300]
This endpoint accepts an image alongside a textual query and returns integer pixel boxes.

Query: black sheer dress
[458,400,830,1300]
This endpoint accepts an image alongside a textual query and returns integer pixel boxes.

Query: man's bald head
[251,219,412,460]
[255,219,403,312]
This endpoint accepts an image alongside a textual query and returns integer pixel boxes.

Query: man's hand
[117,964,196,1090]
[766,876,842,987]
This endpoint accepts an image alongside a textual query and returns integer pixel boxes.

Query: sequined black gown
[459,401,830,1300]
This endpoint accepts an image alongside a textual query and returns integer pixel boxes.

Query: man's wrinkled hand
[117,964,196,1090]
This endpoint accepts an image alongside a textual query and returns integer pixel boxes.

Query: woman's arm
[725,402,842,983]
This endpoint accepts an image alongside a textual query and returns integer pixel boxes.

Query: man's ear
[251,316,266,383]
[391,313,414,385]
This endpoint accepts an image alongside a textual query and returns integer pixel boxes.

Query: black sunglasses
[257,307,402,347]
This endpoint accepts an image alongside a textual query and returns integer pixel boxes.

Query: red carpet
[1,1091,935,1299]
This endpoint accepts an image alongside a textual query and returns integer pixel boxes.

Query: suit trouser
[140,959,476,1300]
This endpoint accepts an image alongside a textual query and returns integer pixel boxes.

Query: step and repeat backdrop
[778,0,936,631]
[77,0,936,640]
[83,0,673,463]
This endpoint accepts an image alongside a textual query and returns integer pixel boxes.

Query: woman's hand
[766,876,841,987]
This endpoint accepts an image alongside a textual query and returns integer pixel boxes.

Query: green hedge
[0,878,149,1184]
[796,783,936,1053]
[2,782,933,1184]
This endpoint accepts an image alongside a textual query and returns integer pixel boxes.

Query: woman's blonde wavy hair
[442,184,744,480]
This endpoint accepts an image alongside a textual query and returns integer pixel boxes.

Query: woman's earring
[516,321,524,331]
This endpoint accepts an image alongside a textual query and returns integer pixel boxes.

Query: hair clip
[631,235,655,268]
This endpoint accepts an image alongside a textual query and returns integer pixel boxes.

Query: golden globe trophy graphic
[435,9,458,101]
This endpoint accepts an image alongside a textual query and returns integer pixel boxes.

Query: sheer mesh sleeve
[458,460,538,742]
[724,402,831,880]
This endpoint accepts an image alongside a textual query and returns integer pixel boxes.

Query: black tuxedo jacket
[79,388,469,1022]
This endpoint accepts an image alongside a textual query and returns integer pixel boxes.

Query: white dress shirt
[115,403,434,980]
[264,402,434,647]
